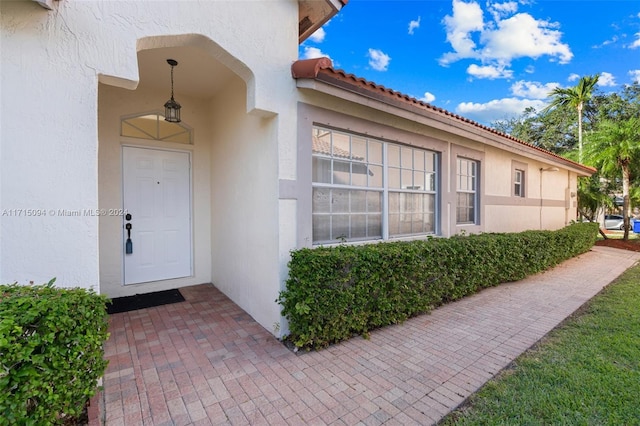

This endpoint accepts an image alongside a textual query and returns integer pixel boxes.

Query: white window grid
[312,127,437,244]
[514,169,524,197]
[456,157,478,224]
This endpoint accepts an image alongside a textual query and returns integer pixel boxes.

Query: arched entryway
[97,34,265,301]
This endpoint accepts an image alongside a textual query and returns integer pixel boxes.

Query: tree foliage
[577,174,613,222]
[543,74,600,162]
[494,104,577,154]
[583,117,640,240]
[494,82,640,152]
[593,81,640,122]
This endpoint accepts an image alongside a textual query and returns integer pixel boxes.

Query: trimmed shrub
[278,222,598,349]
[0,280,109,425]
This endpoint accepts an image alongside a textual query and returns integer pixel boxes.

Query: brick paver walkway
[90,246,640,425]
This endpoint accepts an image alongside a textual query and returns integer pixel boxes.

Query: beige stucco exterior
[1,0,305,333]
[293,93,583,247]
[1,0,590,336]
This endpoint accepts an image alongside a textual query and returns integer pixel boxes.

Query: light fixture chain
[170,64,175,99]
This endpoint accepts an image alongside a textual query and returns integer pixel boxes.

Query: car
[604,214,625,230]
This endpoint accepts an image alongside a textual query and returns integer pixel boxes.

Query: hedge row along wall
[278,222,598,349]
[0,281,109,425]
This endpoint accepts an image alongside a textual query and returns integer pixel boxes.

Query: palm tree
[544,74,600,162]
[583,117,640,240]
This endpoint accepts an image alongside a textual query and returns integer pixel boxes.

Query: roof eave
[292,59,595,177]
[298,0,347,44]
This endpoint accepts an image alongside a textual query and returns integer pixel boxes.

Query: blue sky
[299,0,640,126]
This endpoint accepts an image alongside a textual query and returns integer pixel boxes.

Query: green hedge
[0,280,109,425]
[278,222,598,349]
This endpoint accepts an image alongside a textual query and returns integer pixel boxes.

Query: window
[456,157,477,224]
[312,128,383,243]
[387,145,436,237]
[312,127,437,244]
[514,169,524,197]
[121,113,192,144]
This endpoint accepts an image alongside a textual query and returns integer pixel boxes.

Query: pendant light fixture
[164,59,181,123]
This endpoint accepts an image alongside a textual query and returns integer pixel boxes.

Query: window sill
[313,233,437,247]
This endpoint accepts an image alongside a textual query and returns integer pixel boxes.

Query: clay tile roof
[292,57,596,175]
[292,57,333,79]
[312,135,334,156]
[312,135,364,161]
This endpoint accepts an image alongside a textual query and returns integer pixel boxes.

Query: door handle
[125,222,133,254]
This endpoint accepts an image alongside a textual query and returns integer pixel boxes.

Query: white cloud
[480,13,573,64]
[629,69,640,83]
[524,65,535,74]
[308,27,326,43]
[368,48,391,71]
[598,72,616,87]
[510,80,559,99]
[440,0,484,64]
[301,46,331,61]
[440,0,572,78]
[488,1,518,20]
[593,36,618,49]
[467,63,513,79]
[408,16,421,35]
[630,32,640,49]
[420,92,436,103]
[568,73,580,82]
[456,97,547,124]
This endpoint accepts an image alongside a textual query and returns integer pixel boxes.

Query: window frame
[120,111,193,144]
[387,144,437,238]
[511,160,528,199]
[456,157,478,225]
[514,169,525,197]
[311,126,438,245]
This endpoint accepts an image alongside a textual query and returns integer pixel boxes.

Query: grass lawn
[442,262,640,425]
[598,229,640,240]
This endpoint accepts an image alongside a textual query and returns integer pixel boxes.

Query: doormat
[107,289,185,314]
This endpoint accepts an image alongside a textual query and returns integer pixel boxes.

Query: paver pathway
[90,246,640,425]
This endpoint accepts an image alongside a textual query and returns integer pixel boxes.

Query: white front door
[123,146,192,285]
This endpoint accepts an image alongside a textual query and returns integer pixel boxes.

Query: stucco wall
[481,145,576,232]
[1,0,298,316]
[1,2,101,287]
[209,78,282,333]
[293,94,580,241]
